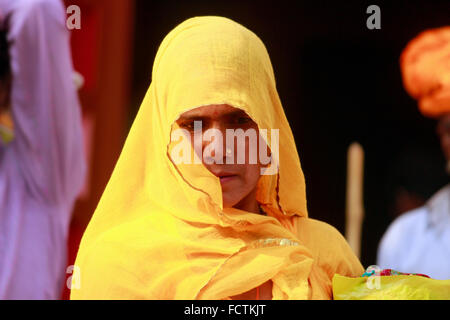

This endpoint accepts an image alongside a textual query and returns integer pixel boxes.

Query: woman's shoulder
[293,216,364,277]
[294,216,347,246]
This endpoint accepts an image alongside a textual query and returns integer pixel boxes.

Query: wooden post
[345,142,365,259]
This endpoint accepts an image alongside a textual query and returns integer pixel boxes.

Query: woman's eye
[236,117,251,124]
[179,121,195,131]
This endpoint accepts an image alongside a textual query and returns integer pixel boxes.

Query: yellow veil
[71,16,362,300]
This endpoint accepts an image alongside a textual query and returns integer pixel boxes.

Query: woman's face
[176,104,266,212]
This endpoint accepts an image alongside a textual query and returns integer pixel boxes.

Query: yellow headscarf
[400,26,450,118]
[71,16,362,300]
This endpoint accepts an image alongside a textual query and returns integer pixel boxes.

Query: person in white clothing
[377,26,450,280]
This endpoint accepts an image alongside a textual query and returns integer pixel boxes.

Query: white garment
[0,0,86,299]
[377,184,450,280]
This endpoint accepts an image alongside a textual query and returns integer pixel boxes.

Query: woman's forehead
[177,104,248,120]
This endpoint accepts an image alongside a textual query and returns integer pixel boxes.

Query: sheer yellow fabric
[70,16,363,300]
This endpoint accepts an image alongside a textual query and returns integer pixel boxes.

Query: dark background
[128,0,450,267]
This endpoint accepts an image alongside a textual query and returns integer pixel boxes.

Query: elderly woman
[71,16,363,300]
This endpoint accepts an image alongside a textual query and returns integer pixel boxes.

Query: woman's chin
[222,198,239,209]
[222,192,247,209]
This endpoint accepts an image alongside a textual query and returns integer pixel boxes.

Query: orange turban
[400,26,450,118]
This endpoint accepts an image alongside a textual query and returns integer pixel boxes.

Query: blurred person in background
[377,26,450,280]
[0,0,86,298]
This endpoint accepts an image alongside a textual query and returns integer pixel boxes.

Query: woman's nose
[202,122,227,164]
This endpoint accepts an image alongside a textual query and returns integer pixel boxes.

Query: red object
[61,220,86,300]
[69,6,101,93]
[379,269,430,278]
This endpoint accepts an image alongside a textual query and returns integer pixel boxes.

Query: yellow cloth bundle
[333,274,450,300]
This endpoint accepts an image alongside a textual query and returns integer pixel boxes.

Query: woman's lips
[219,175,238,183]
